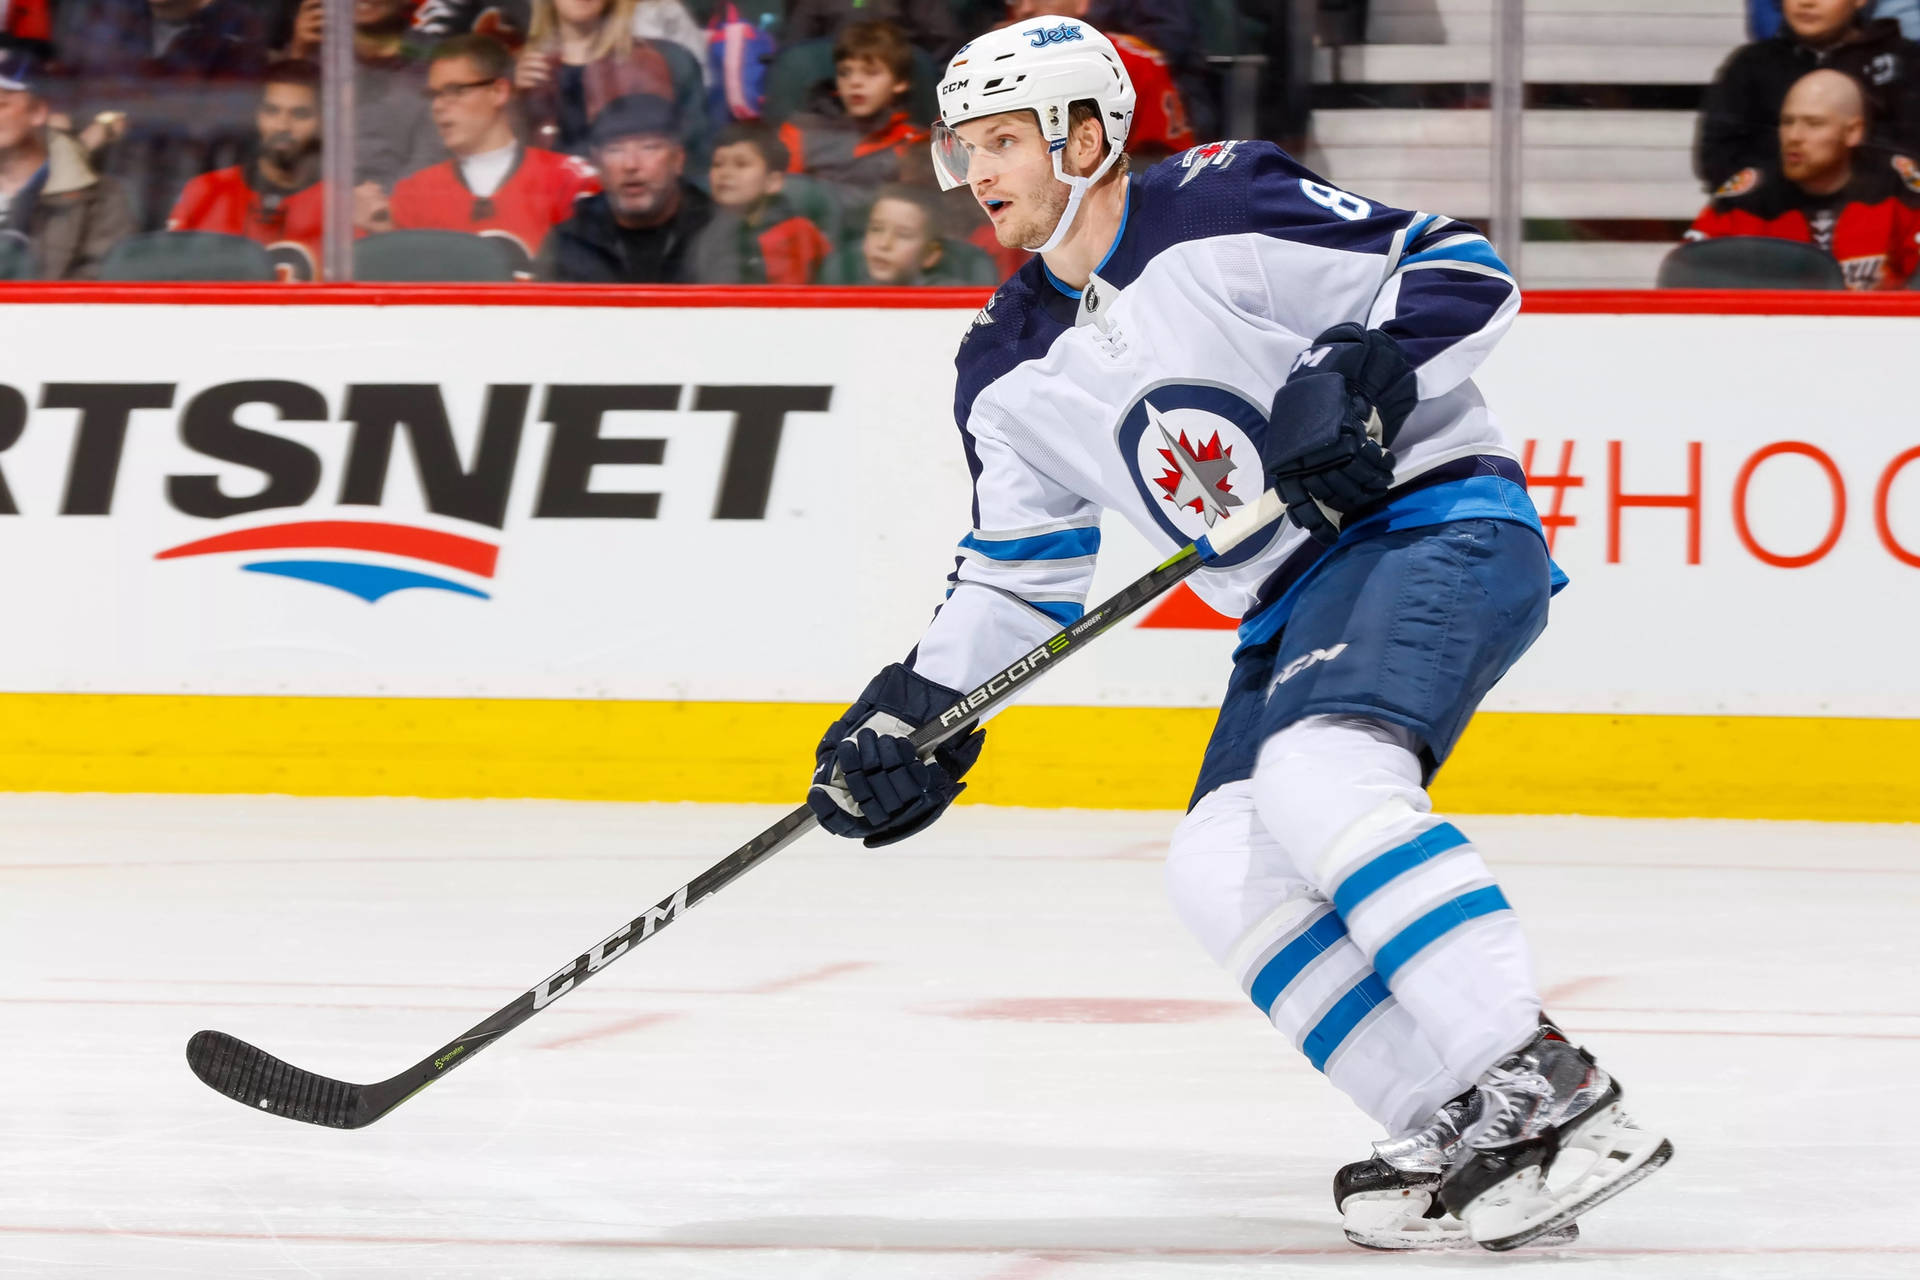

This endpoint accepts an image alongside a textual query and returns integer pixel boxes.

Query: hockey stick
[185,490,1286,1129]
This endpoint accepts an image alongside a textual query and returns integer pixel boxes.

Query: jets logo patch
[1895,155,1920,195]
[1179,140,1241,187]
[1152,424,1242,528]
[1116,381,1281,568]
[1715,167,1759,200]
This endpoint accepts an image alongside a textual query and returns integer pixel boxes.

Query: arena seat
[1655,236,1846,290]
[353,231,521,283]
[99,231,275,282]
[0,231,33,280]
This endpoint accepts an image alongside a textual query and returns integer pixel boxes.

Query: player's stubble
[1001,172,1071,252]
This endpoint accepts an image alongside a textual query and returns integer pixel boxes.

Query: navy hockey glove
[807,663,985,849]
[1263,324,1419,544]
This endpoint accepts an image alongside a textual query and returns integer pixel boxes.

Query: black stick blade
[187,1030,369,1129]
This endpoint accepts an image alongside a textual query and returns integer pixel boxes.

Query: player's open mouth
[985,199,1010,220]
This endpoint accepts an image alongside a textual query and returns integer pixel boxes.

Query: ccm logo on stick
[531,886,691,1009]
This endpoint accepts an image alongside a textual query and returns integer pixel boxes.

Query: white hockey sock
[1322,809,1541,1082]
[1231,890,1470,1135]
[1253,716,1542,1085]
[1168,780,1470,1134]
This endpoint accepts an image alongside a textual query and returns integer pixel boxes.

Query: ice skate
[1439,1025,1673,1251]
[1335,1091,1577,1250]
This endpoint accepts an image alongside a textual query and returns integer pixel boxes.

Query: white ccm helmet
[931,17,1137,254]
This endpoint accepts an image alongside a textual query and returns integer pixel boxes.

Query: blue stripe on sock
[1303,973,1393,1072]
[1373,886,1512,983]
[1248,911,1348,1017]
[1331,823,1471,915]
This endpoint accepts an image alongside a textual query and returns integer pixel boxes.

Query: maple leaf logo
[1149,405,1244,527]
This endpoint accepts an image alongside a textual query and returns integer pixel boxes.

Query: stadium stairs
[1306,0,1742,287]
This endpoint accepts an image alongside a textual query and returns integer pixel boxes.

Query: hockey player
[804,16,1672,1253]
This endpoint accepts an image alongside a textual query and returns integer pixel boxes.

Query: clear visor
[930,120,970,191]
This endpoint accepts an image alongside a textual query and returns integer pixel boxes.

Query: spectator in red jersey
[778,21,929,192]
[516,0,684,156]
[540,91,713,281]
[0,45,134,277]
[168,59,325,279]
[1003,0,1195,162]
[1688,68,1920,289]
[689,121,831,283]
[389,34,599,268]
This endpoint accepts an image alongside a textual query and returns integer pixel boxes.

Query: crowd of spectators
[1687,1,1920,288]
[0,0,1264,282]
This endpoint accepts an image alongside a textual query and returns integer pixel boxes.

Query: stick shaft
[188,492,1280,1126]
[399,540,1223,1103]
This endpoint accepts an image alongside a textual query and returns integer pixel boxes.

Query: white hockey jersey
[909,140,1552,696]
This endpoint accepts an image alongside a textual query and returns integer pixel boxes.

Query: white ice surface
[1,795,1916,1278]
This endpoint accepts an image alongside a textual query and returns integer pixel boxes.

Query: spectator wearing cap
[689,121,831,283]
[1688,67,1920,289]
[387,34,600,266]
[167,59,325,279]
[541,91,713,281]
[0,46,134,277]
[778,20,929,192]
[1699,0,1920,190]
[779,0,961,61]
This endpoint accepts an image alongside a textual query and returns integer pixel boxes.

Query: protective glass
[930,120,971,191]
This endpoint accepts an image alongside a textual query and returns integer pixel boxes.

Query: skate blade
[1477,1133,1674,1253]
[1347,1220,1578,1252]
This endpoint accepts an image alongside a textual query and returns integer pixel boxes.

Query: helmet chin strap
[1025,146,1121,256]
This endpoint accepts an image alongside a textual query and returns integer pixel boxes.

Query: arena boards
[0,286,1913,821]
